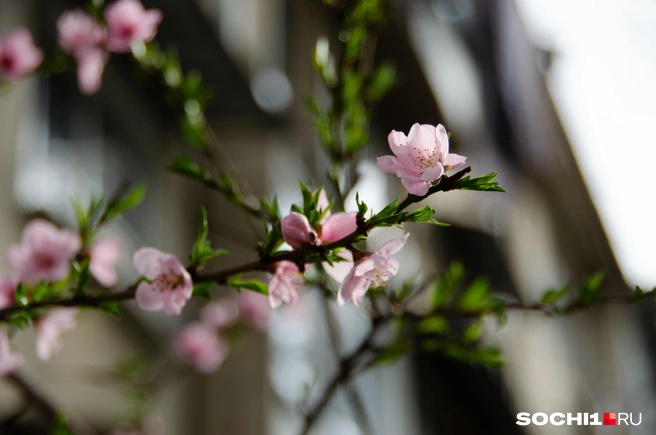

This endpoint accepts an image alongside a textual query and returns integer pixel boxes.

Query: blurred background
[1,0,655,434]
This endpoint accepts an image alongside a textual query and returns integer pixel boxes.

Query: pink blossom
[105,0,163,53]
[268,261,303,308]
[281,212,317,249]
[172,322,228,374]
[7,219,81,284]
[57,10,109,95]
[89,236,122,287]
[0,28,43,81]
[0,277,18,310]
[133,248,193,315]
[35,308,78,361]
[0,330,24,376]
[377,124,466,196]
[200,298,239,329]
[237,291,270,331]
[337,234,409,306]
[75,48,109,95]
[57,10,107,58]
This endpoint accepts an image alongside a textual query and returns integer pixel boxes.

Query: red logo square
[603,413,617,426]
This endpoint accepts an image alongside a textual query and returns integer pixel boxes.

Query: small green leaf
[228,276,268,295]
[578,271,605,305]
[457,278,490,312]
[419,316,449,334]
[541,285,569,305]
[14,283,28,307]
[8,309,33,329]
[432,262,465,308]
[104,184,146,221]
[98,301,122,320]
[462,322,482,343]
[168,154,213,185]
[192,281,213,299]
[456,172,506,193]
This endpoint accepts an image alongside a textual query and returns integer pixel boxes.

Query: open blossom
[237,291,270,331]
[0,330,24,376]
[337,234,409,306]
[35,308,78,361]
[377,124,466,196]
[7,219,81,284]
[105,0,163,53]
[0,28,43,81]
[89,236,122,287]
[0,277,17,310]
[200,298,239,329]
[133,248,193,315]
[57,10,109,95]
[173,322,228,373]
[268,261,303,309]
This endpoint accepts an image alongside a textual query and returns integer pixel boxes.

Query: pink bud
[281,212,317,249]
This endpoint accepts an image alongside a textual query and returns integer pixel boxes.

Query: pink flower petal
[337,272,368,306]
[376,155,403,174]
[135,282,165,312]
[281,212,317,249]
[420,165,444,182]
[444,153,467,170]
[323,249,354,283]
[388,130,407,154]
[401,178,430,196]
[132,248,164,279]
[77,48,107,95]
[375,234,410,257]
[436,124,450,160]
[320,212,357,243]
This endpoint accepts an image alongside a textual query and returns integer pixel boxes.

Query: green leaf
[432,262,465,308]
[168,154,214,185]
[190,207,230,269]
[366,62,396,102]
[72,259,92,294]
[541,285,569,305]
[419,316,449,334]
[104,184,146,221]
[98,301,122,320]
[50,412,75,435]
[228,276,269,295]
[456,172,506,193]
[457,278,490,312]
[405,206,434,222]
[8,309,32,329]
[356,193,368,216]
[14,283,28,307]
[192,281,213,299]
[578,271,605,305]
[462,322,482,343]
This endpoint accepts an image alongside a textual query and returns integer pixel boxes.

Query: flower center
[34,252,56,270]
[366,268,393,288]
[0,54,15,72]
[116,24,135,40]
[412,148,439,171]
[152,273,182,293]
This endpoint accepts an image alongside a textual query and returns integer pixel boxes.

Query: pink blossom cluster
[172,292,270,374]
[57,0,162,94]
[0,219,123,373]
[276,189,409,308]
[0,28,43,82]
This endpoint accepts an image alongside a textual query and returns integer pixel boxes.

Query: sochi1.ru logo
[516,412,642,426]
